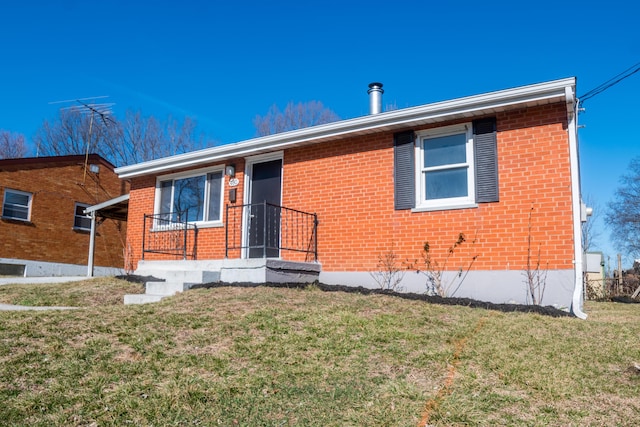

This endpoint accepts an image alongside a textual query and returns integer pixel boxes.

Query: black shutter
[394,131,415,210]
[473,118,499,203]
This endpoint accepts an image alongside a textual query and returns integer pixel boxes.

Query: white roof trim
[116,77,576,179]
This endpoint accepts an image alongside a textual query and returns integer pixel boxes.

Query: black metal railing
[225,202,318,261]
[142,212,198,260]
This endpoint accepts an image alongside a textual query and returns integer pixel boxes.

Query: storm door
[247,158,282,258]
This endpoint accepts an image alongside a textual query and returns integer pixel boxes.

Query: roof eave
[116,77,575,179]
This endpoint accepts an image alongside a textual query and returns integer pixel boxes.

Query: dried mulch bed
[185,280,574,318]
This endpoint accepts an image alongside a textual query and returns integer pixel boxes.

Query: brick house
[116,78,586,316]
[0,154,129,276]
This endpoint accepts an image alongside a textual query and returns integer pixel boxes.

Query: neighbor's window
[74,203,91,231]
[417,124,474,209]
[2,189,32,221]
[156,169,223,225]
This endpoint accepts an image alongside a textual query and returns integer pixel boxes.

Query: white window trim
[413,123,476,212]
[73,202,92,231]
[2,188,33,222]
[154,165,225,229]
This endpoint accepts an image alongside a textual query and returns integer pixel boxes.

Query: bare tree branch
[33,109,210,166]
[0,130,28,159]
[253,101,340,136]
[605,157,640,257]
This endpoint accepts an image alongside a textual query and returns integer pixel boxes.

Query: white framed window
[2,189,32,221]
[73,203,91,231]
[415,123,475,210]
[155,167,224,227]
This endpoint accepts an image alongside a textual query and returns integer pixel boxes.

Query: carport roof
[84,194,129,222]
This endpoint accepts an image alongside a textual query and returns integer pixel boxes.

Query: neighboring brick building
[0,154,129,276]
[117,78,587,316]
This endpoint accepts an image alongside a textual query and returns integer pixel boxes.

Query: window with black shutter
[473,118,499,203]
[394,117,499,211]
[394,131,415,210]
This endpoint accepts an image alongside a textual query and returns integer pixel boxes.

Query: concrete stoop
[123,293,165,305]
[124,259,321,305]
[124,261,222,305]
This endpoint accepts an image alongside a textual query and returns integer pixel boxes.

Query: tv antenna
[49,96,116,183]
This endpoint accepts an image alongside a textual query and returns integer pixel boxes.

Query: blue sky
[1,0,639,266]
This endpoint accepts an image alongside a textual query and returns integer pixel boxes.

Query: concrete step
[135,269,220,284]
[145,281,191,296]
[124,294,166,305]
[136,260,225,271]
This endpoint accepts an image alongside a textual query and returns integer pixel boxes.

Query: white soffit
[117,77,575,179]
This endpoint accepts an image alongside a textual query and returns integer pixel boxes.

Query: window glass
[207,172,222,222]
[159,180,173,221]
[423,133,467,167]
[2,190,31,221]
[425,168,468,199]
[74,204,91,230]
[157,169,223,224]
[172,176,206,222]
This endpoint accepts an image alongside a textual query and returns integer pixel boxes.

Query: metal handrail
[142,211,198,260]
[225,202,318,261]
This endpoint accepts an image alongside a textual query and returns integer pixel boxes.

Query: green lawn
[0,278,638,426]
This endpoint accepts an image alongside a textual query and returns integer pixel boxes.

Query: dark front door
[248,159,282,258]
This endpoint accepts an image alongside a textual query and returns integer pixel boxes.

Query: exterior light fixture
[225,164,236,177]
[89,164,100,174]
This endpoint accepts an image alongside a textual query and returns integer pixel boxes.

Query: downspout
[567,85,587,319]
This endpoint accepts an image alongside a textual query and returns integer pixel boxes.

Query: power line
[578,62,640,107]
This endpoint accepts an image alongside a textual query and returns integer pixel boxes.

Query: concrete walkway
[0,276,88,286]
[0,303,77,311]
[0,276,87,311]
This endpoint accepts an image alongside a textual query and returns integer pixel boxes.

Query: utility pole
[617,253,623,294]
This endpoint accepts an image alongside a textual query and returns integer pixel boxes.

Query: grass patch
[0,282,639,425]
[0,277,144,307]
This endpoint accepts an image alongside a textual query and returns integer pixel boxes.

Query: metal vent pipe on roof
[368,82,384,114]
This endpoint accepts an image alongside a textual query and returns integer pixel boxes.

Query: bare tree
[606,157,640,257]
[253,101,340,136]
[111,111,164,166]
[0,130,28,159]
[34,109,112,158]
[34,109,209,167]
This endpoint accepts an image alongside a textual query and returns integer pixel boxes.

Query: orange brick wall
[0,160,128,268]
[283,103,574,272]
[126,102,575,274]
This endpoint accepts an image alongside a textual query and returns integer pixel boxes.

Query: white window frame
[154,166,225,229]
[413,123,476,211]
[2,188,33,222]
[73,202,92,231]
